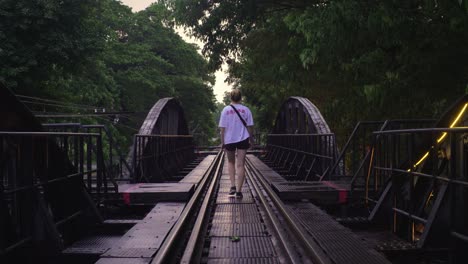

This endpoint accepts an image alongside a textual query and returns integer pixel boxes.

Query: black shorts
[224,138,250,151]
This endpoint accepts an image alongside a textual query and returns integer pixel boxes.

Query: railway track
[3,90,467,263]
[150,150,331,264]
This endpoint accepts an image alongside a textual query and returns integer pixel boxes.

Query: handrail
[323,119,436,181]
[267,144,335,160]
[43,123,132,181]
[322,121,386,180]
[101,125,133,180]
[132,135,194,182]
[373,126,468,134]
[266,133,336,179]
[0,131,106,254]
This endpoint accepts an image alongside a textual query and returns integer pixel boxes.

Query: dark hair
[230,89,242,102]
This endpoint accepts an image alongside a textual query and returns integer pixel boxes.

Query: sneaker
[228,186,236,196]
[235,192,243,199]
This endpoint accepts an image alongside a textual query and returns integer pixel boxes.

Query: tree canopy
[170,0,468,139]
[2,0,468,146]
[1,0,217,146]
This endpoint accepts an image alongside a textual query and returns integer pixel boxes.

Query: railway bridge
[1,85,467,264]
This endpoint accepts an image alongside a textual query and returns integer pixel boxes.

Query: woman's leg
[236,149,247,192]
[226,149,236,189]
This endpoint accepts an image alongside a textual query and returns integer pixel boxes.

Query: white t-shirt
[219,104,254,144]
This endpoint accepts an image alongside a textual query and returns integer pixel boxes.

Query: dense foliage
[3,0,468,147]
[1,0,216,146]
[170,0,468,140]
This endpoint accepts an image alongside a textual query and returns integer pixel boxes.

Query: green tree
[171,0,468,141]
[2,0,217,148]
[0,0,105,93]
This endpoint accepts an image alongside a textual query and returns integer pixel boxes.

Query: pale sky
[120,0,231,102]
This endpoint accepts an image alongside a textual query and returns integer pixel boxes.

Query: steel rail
[151,150,223,264]
[180,151,224,263]
[245,163,302,263]
[246,157,330,264]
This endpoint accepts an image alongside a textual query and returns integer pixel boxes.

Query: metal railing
[367,127,468,247]
[82,125,132,182]
[316,120,434,189]
[43,123,131,182]
[265,134,337,181]
[132,134,194,182]
[0,131,105,255]
[348,120,435,190]
[327,121,386,180]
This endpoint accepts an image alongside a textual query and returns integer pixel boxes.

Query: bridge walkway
[205,158,283,263]
[246,154,390,264]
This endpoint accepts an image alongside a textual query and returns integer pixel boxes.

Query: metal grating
[101,247,157,258]
[95,258,151,264]
[208,237,276,258]
[219,179,250,185]
[118,234,165,248]
[103,219,141,225]
[218,186,250,193]
[100,203,184,259]
[287,202,390,264]
[207,258,279,264]
[218,182,249,187]
[215,204,258,214]
[209,223,269,237]
[217,193,255,204]
[247,157,390,264]
[63,235,121,255]
[212,213,261,224]
[219,179,248,185]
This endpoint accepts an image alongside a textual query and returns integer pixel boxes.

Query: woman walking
[219,89,254,198]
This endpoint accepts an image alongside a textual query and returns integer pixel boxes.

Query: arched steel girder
[138,97,189,136]
[272,96,331,135]
[131,98,194,182]
[266,96,338,181]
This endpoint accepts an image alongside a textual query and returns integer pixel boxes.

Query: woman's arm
[220,127,225,147]
[247,126,254,145]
